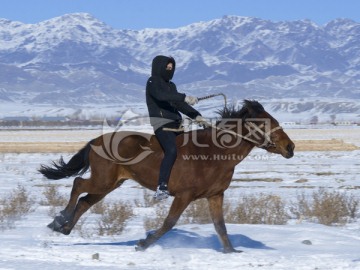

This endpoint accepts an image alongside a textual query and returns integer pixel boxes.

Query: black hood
[151,55,176,82]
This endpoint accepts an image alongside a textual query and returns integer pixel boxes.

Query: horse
[39,100,295,253]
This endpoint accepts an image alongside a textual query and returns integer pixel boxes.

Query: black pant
[155,128,180,187]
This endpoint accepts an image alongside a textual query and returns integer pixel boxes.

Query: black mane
[217,100,265,120]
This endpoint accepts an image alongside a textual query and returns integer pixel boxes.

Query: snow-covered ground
[0,127,359,269]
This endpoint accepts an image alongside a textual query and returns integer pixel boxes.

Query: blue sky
[0,0,359,29]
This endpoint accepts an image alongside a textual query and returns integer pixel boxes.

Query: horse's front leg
[208,194,243,253]
[136,193,192,251]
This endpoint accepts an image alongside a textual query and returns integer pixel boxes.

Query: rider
[146,55,204,200]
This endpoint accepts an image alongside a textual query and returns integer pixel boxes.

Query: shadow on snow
[73,228,273,252]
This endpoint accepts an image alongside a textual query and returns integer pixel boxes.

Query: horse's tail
[38,139,95,180]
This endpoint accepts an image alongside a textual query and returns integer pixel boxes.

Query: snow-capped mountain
[0,13,359,118]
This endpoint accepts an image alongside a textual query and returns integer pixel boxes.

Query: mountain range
[0,13,359,120]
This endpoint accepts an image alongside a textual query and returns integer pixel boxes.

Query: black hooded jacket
[146,55,201,131]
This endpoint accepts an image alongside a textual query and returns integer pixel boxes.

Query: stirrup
[154,186,169,200]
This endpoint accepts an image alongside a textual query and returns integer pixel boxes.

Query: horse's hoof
[135,239,148,251]
[47,220,56,230]
[47,215,71,235]
[47,217,63,231]
[135,245,145,252]
[223,248,243,254]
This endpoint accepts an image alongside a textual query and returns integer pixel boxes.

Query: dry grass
[97,201,133,236]
[143,204,169,232]
[40,185,68,217]
[144,194,288,230]
[180,199,213,224]
[35,188,359,236]
[90,199,107,215]
[142,195,213,231]
[0,185,35,230]
[225,194,289,225]
[134,189,157,208]
[143,190,359,231]
[0,141,87,153]
[290,189,359,225]
[40,185,68,206]
[233,178,283,183]
[294,139,358,151]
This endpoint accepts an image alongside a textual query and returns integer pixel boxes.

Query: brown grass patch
[97,201,133,236]
[233,178,283,183]
[225,194,289,225]
[290,189,359,225]
[295,179,309,183]
[293,139,358,151]
[0,185,35,230]
[0,138,358,153]
[0,142,87,153]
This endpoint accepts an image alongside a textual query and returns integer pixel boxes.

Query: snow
[0,126,359,269]
[1,219,360,269]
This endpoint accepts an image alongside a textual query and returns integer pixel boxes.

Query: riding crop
[197,93,227,108]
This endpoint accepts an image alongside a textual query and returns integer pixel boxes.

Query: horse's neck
[222,138,255,165]
[229,125,257,163]
[198,127,255,164]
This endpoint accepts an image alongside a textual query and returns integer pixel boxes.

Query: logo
[90,111,274,165]
[91,115,155,165]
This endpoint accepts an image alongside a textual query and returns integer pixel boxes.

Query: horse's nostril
[286,143,295,158]
[287,143,294,152]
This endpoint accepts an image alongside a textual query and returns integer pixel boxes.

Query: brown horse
[39,100,295,253]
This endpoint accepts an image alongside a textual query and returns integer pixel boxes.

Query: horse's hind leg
[61,178,127,234]
[63,177,90,216]
[136,193,192,251]
[48,176,90,232]
[208,194,242,253]
[49,177,125,235]
[58,192,108,235]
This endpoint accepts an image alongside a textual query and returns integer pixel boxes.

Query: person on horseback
[146,55,204,200]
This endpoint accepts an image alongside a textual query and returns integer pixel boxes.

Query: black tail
[38,139,94,180]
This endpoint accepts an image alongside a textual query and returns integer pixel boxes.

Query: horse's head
[217,100,295,159]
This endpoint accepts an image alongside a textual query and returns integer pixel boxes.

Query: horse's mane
[217,99,265,120]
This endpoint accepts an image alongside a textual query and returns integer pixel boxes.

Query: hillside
[0,13,359,120]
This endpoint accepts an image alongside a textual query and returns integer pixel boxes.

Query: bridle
[164,119,283,149]
[163,92,283,149]
[243,121,283,149]
[207,121,282,149]
[197,93,283,148]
